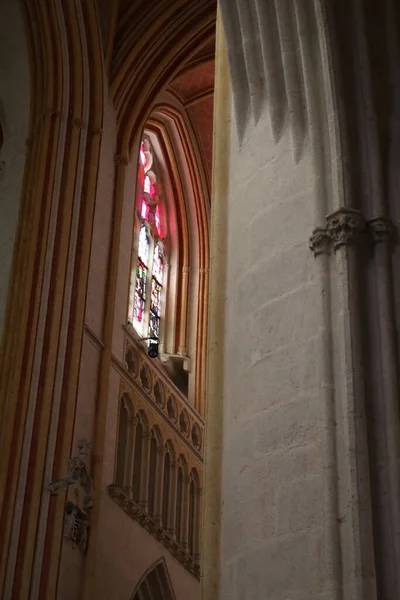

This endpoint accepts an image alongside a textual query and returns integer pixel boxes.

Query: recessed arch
[130,558,176,600]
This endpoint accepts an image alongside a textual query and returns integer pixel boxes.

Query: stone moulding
[108,484,200,580]
[309,227,330,256]
[326,207,365,250]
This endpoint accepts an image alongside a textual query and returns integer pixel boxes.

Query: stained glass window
[129,138,167,342]
[144,175,151,194]
[133,225,150,335]
[141,200,149,220]
[155,206,161,236]
[149,245,164,339]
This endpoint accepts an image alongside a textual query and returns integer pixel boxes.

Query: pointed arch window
[133,224,150,335]
[129,139,166,340]
[150,244,164,339]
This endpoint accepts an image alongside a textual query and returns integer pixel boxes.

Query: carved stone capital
[367,216,396,244]
[78,439,92,456]
[309,227,330,256]
[326,208,365,250]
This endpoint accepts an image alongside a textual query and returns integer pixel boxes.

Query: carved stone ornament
[154,379,166,408]
[167,396,177,422]
[78,438,93,456]
[140,363,152,392]
[125,345,139,377]
[367,216,396,244]
[309,227,330,256]
[191,423,202,451]
[48,456,94,510]
[326,207,365,250]
[179,410,190,437]
[64,501,89,551]
[47,441,94,552]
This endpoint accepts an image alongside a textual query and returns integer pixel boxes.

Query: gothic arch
[130,558,176,600]
[146,105,210,413]
[0,0,105,597]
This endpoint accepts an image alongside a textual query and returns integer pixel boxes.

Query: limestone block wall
[0,0,30,341]
[221,110,327,599]
[211,2,400,599]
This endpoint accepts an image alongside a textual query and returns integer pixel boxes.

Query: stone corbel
[367,216,396,244]
[309,209,385,255]
[326,207,365,251]
[309,227,330,256]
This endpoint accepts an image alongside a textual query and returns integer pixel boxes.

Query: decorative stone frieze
[309,227,330,256]
[367,216,396,244]
[108,485,200,579]
[179,409,190,437]
[154,379,166,408]
[326,207,365,250]
[122,330,204,458]
[167,395,178,423]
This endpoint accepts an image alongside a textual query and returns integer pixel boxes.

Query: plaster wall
[0,0,30,341]
[221,109,330,599]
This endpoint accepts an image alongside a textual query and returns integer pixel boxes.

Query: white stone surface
[221,106,328,599]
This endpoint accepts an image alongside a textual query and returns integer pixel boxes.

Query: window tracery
[129,139,166,340]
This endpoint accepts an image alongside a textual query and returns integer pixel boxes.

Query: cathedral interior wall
[85,100,117,340]
[93,367,200,600]
[221,108,329,599]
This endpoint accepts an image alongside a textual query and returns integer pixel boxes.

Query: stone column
[125,416,138,496]
[326,208,376,599]
[193,487,203,564]
[167,460,178,537]
[139,431,151,511]
[180,475,191,551]
[201,7,229,599]
[153,447,165,525]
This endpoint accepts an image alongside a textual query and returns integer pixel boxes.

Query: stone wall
[213,2,400,598]
[221,108,328,599]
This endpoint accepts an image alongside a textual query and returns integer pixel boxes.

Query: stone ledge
[108,484,200,580]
